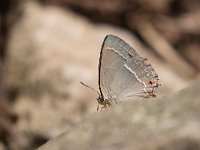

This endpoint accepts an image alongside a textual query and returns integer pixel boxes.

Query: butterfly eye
[147,80,154,85]
[97,95,104,103]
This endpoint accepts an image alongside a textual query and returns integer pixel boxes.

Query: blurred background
[0,0,200,149]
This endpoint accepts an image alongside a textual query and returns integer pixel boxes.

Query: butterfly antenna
[80,81,100,96]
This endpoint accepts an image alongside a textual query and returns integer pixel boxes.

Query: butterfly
[81,34,160,111]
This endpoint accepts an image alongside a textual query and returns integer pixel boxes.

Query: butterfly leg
[97,103,100,111]
[106,103,110,109]
[100,102,111,111]
[100,105,107,111]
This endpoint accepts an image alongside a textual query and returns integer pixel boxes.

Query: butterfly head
[97,95,112,111]
[97,95,105,105]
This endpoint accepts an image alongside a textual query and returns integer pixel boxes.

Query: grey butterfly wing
[98,35,159,102]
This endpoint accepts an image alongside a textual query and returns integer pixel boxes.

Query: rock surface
[37,76,200,150]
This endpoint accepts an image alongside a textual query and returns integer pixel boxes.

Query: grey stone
[37,76,200,150]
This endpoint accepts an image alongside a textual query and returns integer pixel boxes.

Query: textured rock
[37,76,200,150]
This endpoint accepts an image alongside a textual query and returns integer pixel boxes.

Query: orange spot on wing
[147,80,154,85]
